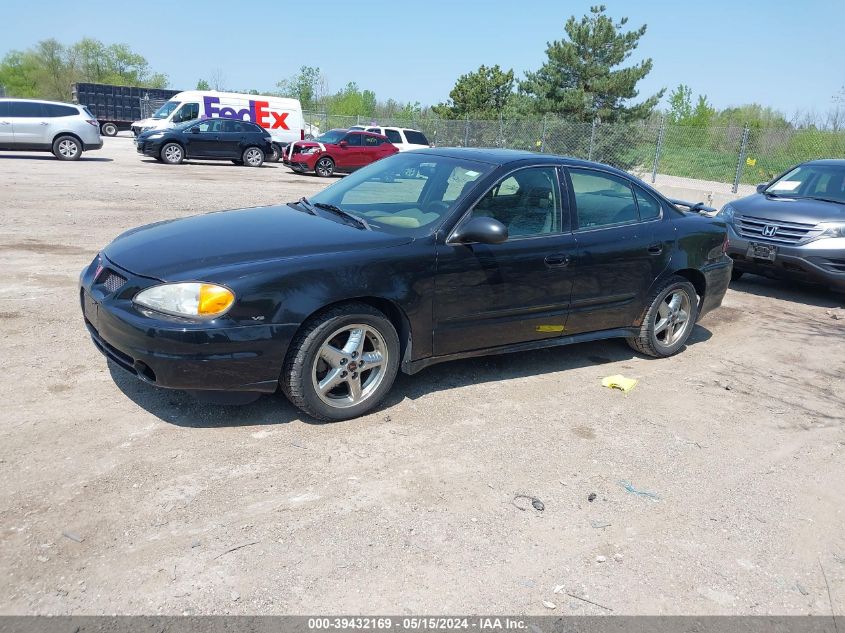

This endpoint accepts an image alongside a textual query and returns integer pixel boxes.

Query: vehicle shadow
[0,154,113,162]
[109,325,712,427]
[138,159,279,168]
[729,274,844,308]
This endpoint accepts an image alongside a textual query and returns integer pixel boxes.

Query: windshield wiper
[800,196,845,205]
[288,196,316,215]
[313,202,370,230]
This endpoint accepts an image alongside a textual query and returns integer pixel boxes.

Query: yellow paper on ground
[601,374,638,393]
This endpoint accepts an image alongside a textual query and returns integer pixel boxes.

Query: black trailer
[71,83,181,136]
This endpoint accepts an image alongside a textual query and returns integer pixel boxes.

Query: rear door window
[384,128,403,144]
[634,187,662,220]
[403,130,429,145]
[363,134,380,147]
[568,169,638,229]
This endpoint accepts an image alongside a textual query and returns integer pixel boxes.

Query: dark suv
[722,159,845,292]
[135,118,273,167]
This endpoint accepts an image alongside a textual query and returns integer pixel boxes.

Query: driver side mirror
[756,183,768,194]
[450,216,508,245]
[339,140,348,148]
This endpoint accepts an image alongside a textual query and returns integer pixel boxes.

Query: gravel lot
[1,137,844,616]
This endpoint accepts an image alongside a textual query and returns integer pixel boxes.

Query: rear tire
[160,142,184,165]
[243,146,264,167]
[315,156,334,177]
[627,276,699,358]
[101,122,118,137]
[281,303,400,421]
[52,135,82,161]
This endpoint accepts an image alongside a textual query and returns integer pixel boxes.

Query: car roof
[0,98,80,107]
[408,146,633,174]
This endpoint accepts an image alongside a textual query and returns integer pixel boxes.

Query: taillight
[300,129,305,140]
[87,119,99,128]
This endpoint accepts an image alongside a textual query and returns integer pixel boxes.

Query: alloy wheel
[58,139,78,158]
[311,324,388,409]
[163,145,182,163]
[654,289,692,347]
[316,158,333,177]
[245,148,263,166]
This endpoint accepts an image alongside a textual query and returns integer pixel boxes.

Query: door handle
[0,121,9,125]
[647,242,663,255]
[39,121,49,126]
[544,254,570,268]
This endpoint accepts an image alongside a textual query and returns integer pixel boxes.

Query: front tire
[243,146,264,167]
[627,276,699,358]
[52,135,81,161]
[268,144,281,163]
[315,156,334,177]
[160,142,184,164]
[281,303,400,421]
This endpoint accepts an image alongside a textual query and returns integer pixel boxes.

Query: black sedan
[80,148,732,420]
[135,118,273,167]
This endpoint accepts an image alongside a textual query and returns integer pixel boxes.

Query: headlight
[718,203,736,222]
[146,132,164,139]
[300,147,318,155]
[134,282,235,318]
[818,222,845,239]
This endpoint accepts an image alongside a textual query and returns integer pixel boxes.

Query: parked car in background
[72,82,181,136]
[284,128,398,176]
[135,118,272,167]
[721,159,845,292]
[349,125,431,151]
[131,90,304,162]
[81,148,731,421]
[0,98,103,160]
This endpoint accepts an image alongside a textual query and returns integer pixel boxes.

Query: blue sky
[1,0,843,115]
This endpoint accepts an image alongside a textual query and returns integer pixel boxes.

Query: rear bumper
[699,257,732,319]
[83,139,103,151]
[727,225,845,290]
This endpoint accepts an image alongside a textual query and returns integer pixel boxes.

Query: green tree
[667,84,692,124]
[277,66,323,109]
[0,50,39,97]
[520,5,664,122]
[195,78,211,90]
[689,95,716,127]
[325,82,377,117]
[434,64,514,119]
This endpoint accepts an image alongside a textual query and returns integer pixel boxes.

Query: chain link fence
[304,111,845,192]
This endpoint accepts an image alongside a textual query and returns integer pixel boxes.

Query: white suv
[0,99,103,160]
[349,125,430,151]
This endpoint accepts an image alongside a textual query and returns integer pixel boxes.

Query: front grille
[735,214,816,245]
[96,268,127,293]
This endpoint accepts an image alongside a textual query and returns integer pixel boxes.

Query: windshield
[767,164,845,203]
[316,129,347,144]
[152,100,180,120]
[308,153,494,236]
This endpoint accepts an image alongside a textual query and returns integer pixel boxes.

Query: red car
[284,128,398,177]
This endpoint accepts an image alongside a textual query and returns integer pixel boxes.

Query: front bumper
[284,152,319,171]
[727,224,845,290]
[135,138,162,158]
[79,257,298,394]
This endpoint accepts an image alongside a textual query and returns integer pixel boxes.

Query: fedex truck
[131,90,304,161]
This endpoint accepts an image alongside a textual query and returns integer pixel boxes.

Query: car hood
[103,204,411,280]
[732,194,845,224]
[291,141,329,152]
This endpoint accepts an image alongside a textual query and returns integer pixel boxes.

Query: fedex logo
[203,96,289,130]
